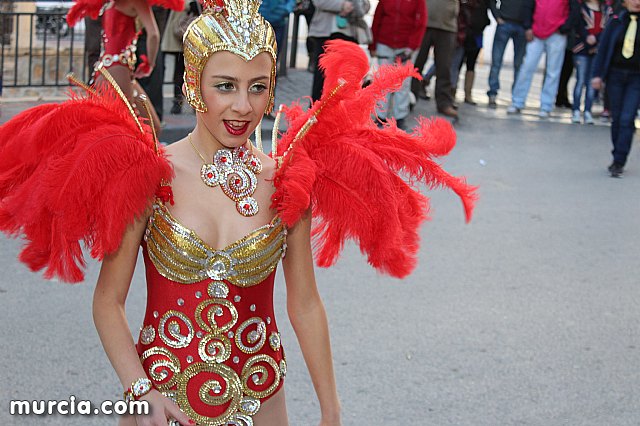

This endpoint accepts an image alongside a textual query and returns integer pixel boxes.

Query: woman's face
[628,0,640,13]
[198,51,272,149]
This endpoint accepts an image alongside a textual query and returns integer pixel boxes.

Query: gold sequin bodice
[144,202,286,286]
[137,202,288,425]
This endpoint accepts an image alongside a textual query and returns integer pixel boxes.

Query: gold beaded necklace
[188,133,263,217]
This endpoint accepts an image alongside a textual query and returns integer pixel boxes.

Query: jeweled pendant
[237,196,259,217]
[201,164,221,187]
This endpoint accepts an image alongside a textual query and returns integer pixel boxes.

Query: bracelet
[123,377,153,402]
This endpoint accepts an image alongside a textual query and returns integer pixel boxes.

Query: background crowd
[79,0,639,177]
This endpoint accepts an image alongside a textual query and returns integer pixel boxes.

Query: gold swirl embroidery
[176,362,243,426]
[241,354,281,399]
[145,203,286,286]
[198,334,232,364]
[195,299,238,335]
[235,318,266,354]
[158,310,194,348]
[140,347,182,392]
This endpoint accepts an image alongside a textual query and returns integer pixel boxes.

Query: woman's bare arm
[93,215,192,425]
[282,212,342,426]
[131,0,160,77]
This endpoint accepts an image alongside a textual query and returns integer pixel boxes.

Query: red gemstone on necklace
[207,172,214,178]
[235,178,241,185]
[221,158,227,163]
[244,204,250,210]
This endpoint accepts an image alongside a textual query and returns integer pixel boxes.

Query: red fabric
[271,40,477,278]
[137,252,285,415]
[370,0,427,51]
[532,0,569,39]
[67,0,184,27]
[136,54,152,75]
[102,6,137,55]
[589,10,603,36]
[0,83,173,283]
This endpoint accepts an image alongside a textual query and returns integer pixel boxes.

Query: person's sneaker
[571,110,581,123]
[609,162,624,178]
[601,109,610,122]
[538,110,550,119]
[488,95,497,108]
[584,111,594,124]
[506,105,521,114]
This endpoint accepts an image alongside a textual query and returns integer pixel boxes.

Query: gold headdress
[183,0,277,113]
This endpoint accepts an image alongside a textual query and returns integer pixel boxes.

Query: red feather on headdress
[272,40,477,278]
[0,82,173,283]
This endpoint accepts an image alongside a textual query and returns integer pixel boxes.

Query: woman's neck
[191,126,249,160]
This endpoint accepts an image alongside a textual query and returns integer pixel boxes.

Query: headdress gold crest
[182,0,277,113]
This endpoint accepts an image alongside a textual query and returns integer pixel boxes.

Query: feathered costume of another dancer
[272,40,477,278]
[0,39,475,285]
[0,72,173,283]
[66,0,183,27]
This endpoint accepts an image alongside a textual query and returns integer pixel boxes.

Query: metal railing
[0,2,299,91]
[1,7,90,89]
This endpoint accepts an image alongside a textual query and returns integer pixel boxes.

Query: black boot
[170,98,182,115]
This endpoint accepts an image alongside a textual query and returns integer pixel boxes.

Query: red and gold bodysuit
[137,201,287,425]
[98,3,138,72]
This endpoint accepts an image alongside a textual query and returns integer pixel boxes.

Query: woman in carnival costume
[0,0,476,424]
[66,0,183,131]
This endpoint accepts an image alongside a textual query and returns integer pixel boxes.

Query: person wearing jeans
[570,0,613,124]
[507,0,571,118]
[592,1,640,178]
[487,0,531,107]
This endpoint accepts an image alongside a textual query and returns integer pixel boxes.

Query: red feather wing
[0,85,172,283]
[272,40,477,278]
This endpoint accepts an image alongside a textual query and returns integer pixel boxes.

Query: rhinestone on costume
[205,251,234,280]
[140,325,156,345]
[201,164,221,187]
[186,355,194,363]
[280,359,287,377]
[266,317,271,325]
[252,374,260,384]
[153,311,159,318]
[208,281,229,298]
[195,291,202,299]
[196,331,204,338]
[228,331,235,338]
[269,332,281,351]
[177,298,185,306]
[233,356,240,364]
[234,295,241,302]
[240,397,261,415]
[249,304,256,312]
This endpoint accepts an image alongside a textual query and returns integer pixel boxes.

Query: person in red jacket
[369,0,427,130]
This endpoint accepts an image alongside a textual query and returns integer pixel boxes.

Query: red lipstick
[224,120,250,136]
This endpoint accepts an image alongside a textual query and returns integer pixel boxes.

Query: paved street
[1,62,639,425]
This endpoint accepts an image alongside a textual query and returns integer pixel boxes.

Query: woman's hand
[586,34,597,45]
[340,0,354,16]
[591,77,603,91]
[135,389,194,426]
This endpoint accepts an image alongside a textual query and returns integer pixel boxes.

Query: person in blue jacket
[592,0,640,178]
[260,0,296,57]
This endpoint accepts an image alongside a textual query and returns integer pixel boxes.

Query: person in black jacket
[592,0,640,177]
[486,0,533,107]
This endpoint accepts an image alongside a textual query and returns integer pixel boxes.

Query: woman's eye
[249,83,267,94]
[215,82,235,92]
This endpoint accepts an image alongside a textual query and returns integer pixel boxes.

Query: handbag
[352,18,372,45]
